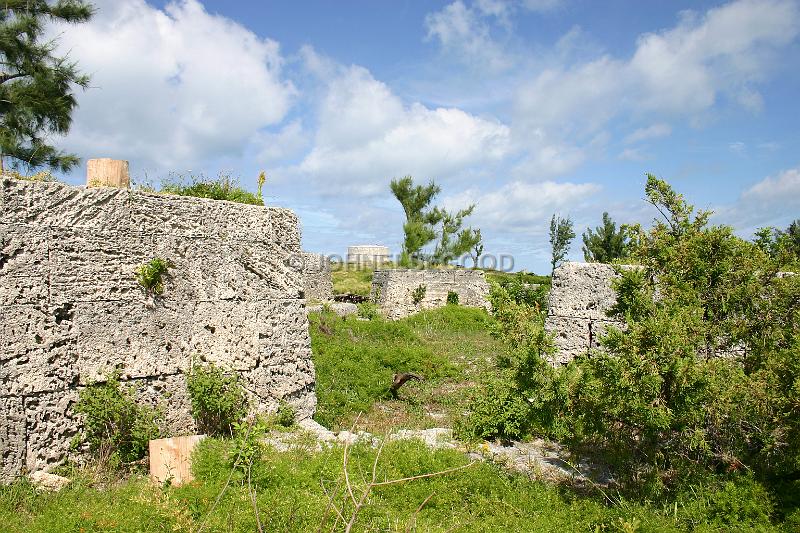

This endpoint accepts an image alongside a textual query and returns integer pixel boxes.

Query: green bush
[159,173,263,205]
[411,284,426,305]
[455,378,529,442]
[357,301,379,320]
[274,401,296,428]
[185,363,248,436]
[446,291,459,305]
[73,372,160,464]
[134,257,173,296]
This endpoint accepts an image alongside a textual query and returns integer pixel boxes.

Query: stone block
[0,276,49,307]
[133,374,195,437]
[49,228,151,304]
[151,236,304,301]
[0,343,77,396]
[71,301,193,383]
[190,299,310,372]
[300,252,333,301]
[0,178,131,230]
[130,191,301,249]
[25,390,81,473]
[548,262,622,321]
[0,224,50,277]
[0,305,72,363]
[545,315,591,364]
[0,396,25,480]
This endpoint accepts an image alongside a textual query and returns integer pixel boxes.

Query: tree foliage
[390,175,481,266]
[0,0,94,172]
[549,214,575,274]
[582,212,629,263]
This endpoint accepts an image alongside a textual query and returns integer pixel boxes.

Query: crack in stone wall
[0,177,316,480]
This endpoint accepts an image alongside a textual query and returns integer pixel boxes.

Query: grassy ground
[331,266,374,296]
[310,305,504,432]
[1,438,740,533]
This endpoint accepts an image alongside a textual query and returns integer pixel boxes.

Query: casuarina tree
[0,0,94,173]
[549,213,575,274]
[582,212,629,263]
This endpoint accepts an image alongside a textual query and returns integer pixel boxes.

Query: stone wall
[544,262,625,365]
[299,252,333,301]
[0,177,316,480]
[370,269,490,320]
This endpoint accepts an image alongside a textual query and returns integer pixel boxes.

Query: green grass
[4,438,771,533]
[482,269,551,287]
[331,266,374,295]
[310,306,505,432]
[159,173,263,205]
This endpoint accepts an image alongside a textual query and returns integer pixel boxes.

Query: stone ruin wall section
[300,252,333,302]
[544,262,625,365]
[371,269,491,320]
[0,177,316,480]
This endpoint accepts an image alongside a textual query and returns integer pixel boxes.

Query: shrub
[411,284,426,305]
[5,169,57,182]
[185,363,248,436]
[73,372,160,464]
[357,302,379,320]
[274,401,296,428]
[455,378,529,442]
[135,258,173,296]
[160,173,263,205]
[446,291,459,305]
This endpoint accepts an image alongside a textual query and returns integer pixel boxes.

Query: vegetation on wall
[134,258,174,296]
[159,173,263,205]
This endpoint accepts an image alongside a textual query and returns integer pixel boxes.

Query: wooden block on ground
[149,435,206,486]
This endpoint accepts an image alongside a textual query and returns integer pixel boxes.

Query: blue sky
[50,0,800,273]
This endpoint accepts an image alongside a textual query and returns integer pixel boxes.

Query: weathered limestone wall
[300,252,333,301]
[544,262,625,365]
[0,177,315,480]
[370,269,490,320]
[347,245,390,265]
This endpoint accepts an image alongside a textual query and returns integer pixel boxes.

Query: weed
[135,258,174,296]
[357,301,379,320]
[4,169,57,182]
[160,173,263,205]
[185,363,248,437]
[275,401,296,428]
[446,291,459,305]
[411,284,426,305]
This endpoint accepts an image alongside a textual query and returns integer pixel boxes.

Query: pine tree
[549,214,575,274]
[0,1,94,173]
[582,212,629,263]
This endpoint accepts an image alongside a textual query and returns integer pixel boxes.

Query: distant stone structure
[0,176,316,481]
[299,252,333,301]
[371,269,491,320]
[347,245,390,265]
[544,262,625,365]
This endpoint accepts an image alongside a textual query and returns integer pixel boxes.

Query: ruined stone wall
[370,269,490,320]
[0,177,315,480]
[544,262,625,365]
[300,252,333,301]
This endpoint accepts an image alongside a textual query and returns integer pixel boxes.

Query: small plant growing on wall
[135,258,174,296]
[73,371,161,466]
[274,400,296,428]
[186,362,248,437]
[447,291,459,305]
[411,284,427,305]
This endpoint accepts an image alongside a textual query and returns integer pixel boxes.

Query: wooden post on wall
[86,158,130,188]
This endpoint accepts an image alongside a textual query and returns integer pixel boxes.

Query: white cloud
[742,167,800,202]
[624,123,672,144]
[442,180,601,233]
[291,64,512,196]
[52,0,295,170]
[424,0,514,72]
[729,141,747,154]
[515,0,800,134]
[716,167,800,231]
[520,0,564,12]
[618,148,647,161]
